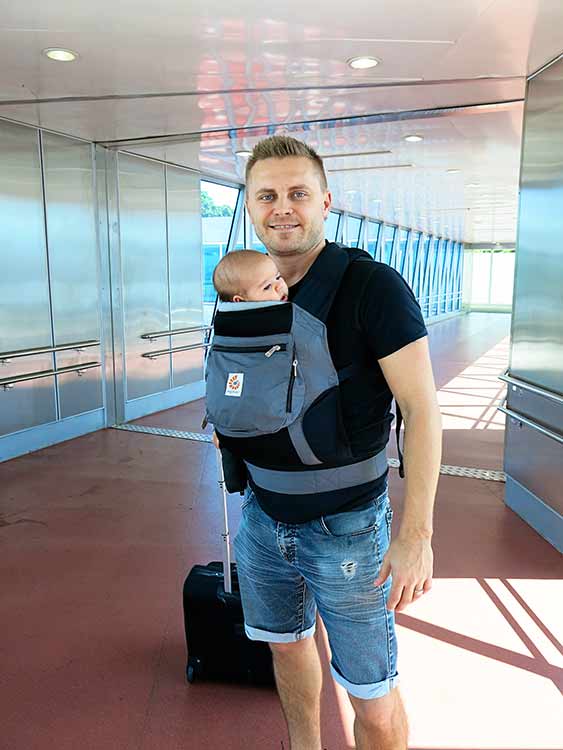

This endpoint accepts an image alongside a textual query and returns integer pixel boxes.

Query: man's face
[245,156,331,259]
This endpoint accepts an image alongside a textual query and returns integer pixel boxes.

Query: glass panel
[439,240,452,313]
[490,251,515,306]
[382,225,396,265]
[471,250,492,305]
[367,221,381,258]
[397,229,410,276]
[419,235,433,316]
[325,211,341,242]
[455,243,465,310]
[347,216,363,247]
[248,214,267,253]
[201,180,238,304]
[431,238,445,315]
[410,232,422,293]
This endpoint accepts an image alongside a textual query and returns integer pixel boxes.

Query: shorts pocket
[241,491,255,512]
[319,500,379,538]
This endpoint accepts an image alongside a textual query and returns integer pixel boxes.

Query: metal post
[215,448,232,594]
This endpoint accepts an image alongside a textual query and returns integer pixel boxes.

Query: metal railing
[498,372,563,407]
[0,339,100,363]
[497,404,563,447]
[1,362,101,390]
[141,342,211,360]
[140,325,212,342]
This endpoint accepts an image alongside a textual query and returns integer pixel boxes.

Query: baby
[210,249,289,453]
[212,249,288,303]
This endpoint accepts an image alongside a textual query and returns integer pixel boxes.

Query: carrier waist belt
[245,450,388,495]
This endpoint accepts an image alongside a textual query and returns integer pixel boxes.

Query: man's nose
[273,197,293,214]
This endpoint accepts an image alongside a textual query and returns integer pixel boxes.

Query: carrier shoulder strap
[327,246,406,480]
[292,242,372,323]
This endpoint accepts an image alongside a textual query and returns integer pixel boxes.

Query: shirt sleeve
[358,263,428,360]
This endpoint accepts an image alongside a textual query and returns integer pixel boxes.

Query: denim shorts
[233,487,399,700]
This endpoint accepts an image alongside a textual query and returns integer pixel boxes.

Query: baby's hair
[212,249,269,301]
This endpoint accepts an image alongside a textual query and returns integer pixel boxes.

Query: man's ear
[322,190,332,219]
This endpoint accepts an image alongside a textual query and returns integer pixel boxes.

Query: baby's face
[238,256,289,302]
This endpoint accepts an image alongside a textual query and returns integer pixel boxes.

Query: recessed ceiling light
[404,134,423,143]
[347,56,380,70]
[447,169,461,174]
[43,48,78,62]
[235,150,252,158]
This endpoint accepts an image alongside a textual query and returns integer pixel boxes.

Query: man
[230,135,441,750]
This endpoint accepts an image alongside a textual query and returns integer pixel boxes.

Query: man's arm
[374,336,442,611]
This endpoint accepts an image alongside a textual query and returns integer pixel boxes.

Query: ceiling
[1,0,562,242]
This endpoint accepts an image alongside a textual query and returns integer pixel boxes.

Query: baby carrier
[205,243,403,497]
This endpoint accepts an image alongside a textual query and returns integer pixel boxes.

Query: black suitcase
[183,450,275,686]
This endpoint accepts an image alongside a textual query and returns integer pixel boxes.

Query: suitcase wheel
[186,656,201,684]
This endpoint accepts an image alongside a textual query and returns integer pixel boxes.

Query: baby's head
[212,249,289,303]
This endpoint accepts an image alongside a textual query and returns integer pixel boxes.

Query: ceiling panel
[0,0,559,246]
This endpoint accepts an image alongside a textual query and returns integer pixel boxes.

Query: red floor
[1,313,562,750]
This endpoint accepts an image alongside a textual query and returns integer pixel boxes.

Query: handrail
[141,342,211,360]
[497,405,563,447]
[0,362,101,389]
[140,325,212,341]
[0,340,100,362]
[499,372,563,407]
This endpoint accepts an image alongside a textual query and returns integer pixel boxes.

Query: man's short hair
[245,135,328,191]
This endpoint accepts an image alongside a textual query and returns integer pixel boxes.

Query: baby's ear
[232,294,244,303]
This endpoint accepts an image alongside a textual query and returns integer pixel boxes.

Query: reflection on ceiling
[1,0,561,243]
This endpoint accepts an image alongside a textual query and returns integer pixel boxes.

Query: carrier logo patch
[225,373,244,397]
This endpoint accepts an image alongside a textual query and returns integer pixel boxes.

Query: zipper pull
[293,359,298,377]
[265,345,282,358]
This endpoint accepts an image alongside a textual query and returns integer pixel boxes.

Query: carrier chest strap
[245,450,388,495]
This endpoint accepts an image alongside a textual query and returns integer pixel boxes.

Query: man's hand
[212,431,220,449]
[374,534,433,611]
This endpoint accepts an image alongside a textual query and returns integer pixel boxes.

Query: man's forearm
[397,401,442,540]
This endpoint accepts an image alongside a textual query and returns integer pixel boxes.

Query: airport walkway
[2,313,562,750]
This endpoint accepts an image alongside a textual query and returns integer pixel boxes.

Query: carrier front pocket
[206,335,305,437]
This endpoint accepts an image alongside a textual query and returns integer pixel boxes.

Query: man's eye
[293,191,307,199]
[259,194,274,201]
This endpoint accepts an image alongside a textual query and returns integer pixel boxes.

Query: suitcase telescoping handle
[215,448,233,594]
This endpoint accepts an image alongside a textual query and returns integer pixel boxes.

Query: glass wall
[382,225,396,265]
[198,176,465,324]
[468,248,515,308]
[325,210,341,242]
[201,180,240,308]
[346,215,363,248]
[395,229,410,276]
[367,221,381,258]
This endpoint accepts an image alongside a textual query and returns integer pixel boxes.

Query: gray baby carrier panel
[205,302,339,465]
[205,244,370,466]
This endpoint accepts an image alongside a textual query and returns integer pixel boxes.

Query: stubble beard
[254,220,325,259]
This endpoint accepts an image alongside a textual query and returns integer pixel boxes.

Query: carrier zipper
[286,353,298,412]
[212,344,286,356]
